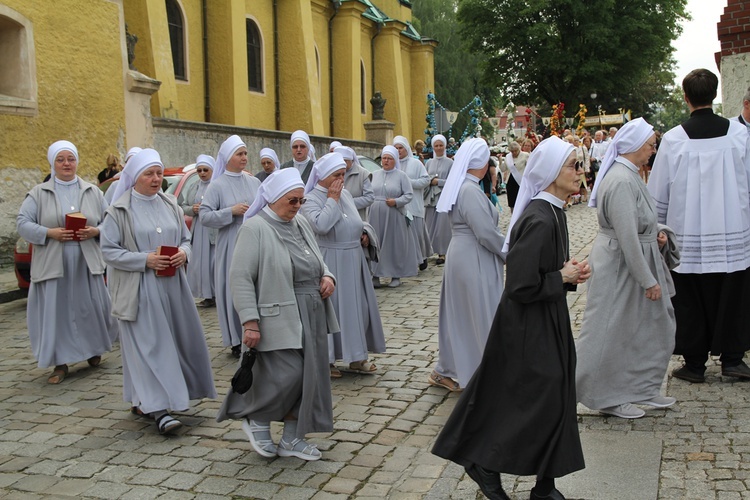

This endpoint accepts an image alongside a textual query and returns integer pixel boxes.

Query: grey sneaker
[599,403,645,419]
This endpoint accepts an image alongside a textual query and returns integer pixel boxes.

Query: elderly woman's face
[394,144,408,159]
[227,147,248,172]
[54,151,78,182]
[292,140,308,162]
[319,168,346,189]
[134,165,164,196]
[269,187,305,221]
[381,154,396,170]
[632,133,658,166]
[260,157,276,173]
[550,151,581,198]
[433,141,446,157]
[196,164,212,181]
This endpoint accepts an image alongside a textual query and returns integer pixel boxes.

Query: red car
[14,166,197,293]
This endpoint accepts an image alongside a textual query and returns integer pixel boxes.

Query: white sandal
[277,437,321,461]
[155,413,182,435]
[242,419,277,458]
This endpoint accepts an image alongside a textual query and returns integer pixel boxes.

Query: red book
[65,212,87,241]
[156,245,179,277]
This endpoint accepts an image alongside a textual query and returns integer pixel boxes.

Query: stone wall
[717,0,750,117]
[152,118,384,170]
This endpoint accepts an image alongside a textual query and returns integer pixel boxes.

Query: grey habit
[344,165,375,221]
[368,169,420,278]
[101,190,217,414]
[181,178,216,300]
[217,209,335,438]
[403,157,433,261]
[199,172,261,347]
[435,175,505,387]
[17,179,117,368]
[576,160,676,410]
[424,156,454,255]
[301,186,386,364]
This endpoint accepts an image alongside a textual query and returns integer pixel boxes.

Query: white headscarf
[431,134,447,157]
[244,168,305,220]
[333,146,362,168]
[109,148,164,203]
[212,135,246,180]
[125,147,142,165]
[305,153,346,194]
[290,130,317,162]
[502,136,574,253]
[381,145,400,171]
[47,140,79,178]
[329,140,342,152]
[196,154,215,170]
[393,135,415,168]
[588,117,654,207]
[259,148,280,171]
[436,138,490,214]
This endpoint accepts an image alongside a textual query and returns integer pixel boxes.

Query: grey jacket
[230,212,339,352]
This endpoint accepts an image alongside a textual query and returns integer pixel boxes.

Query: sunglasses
[196,168,211,173]
[287,197,307,206]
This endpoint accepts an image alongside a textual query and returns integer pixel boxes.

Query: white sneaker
[277,437,321,461]
[387,278,401,288]
[599,403,645,419]
[633,396,676,408]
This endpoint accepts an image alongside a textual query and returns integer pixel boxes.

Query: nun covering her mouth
[334,145,375,221]
[199,135,261,358]
[218,166,339,462]
[100,148,217,435]
[368,145,420,288]
[394,135,432,269]
[428,137,505,392]
[299,153,386,377]
[432,136,590,500]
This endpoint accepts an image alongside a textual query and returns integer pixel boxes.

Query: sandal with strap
[428,371,461,392]
[242,419,277,458]
[155,413,182,435]
[330,364,342,379]
[277,437,321,461]
[48,365,69,384]
[348,360,377,374]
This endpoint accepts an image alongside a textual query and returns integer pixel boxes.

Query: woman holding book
[102,149,216,435]
[17,141,117,385]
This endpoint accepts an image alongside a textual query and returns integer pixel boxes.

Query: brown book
[65,212,87,241]
[156,245,179,277]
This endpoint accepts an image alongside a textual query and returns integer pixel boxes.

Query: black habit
[281,159,315,184]
[432,199,584,479]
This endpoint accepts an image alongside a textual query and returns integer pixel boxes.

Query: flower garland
[424,93,484,155]
[576,104,587,137]
[550,102,565,137]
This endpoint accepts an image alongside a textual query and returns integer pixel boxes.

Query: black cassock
[432,199,585,479]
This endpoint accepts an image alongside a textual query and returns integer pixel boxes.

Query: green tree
[456,0,689,117]
[413,0,501,139]
[651,86,689,132]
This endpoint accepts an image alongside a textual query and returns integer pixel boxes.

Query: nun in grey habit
[17,140,117,384]
[429,138,505,392]
[576,118,677,420]
[335,146,374,221]
[300,153,386,376]
[217,168,339,462]
[395,135,432,268]
[180,155,216,306]
[424,134,454,261]
[368,145,419,288]
[102,149,216,435]
[199,135,261,357]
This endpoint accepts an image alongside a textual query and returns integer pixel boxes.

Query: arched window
[0,5,37,116]
[166,0,186,81]
[360,60,366,115]
[246,19,262,92]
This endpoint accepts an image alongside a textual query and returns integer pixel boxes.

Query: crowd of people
[16,67,750,498]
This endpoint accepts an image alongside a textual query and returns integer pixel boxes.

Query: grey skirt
[216,285,333,439]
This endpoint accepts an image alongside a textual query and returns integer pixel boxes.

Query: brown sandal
[48,364,69,384]
[348,360,377,374]
[87,355,102,367]
[330,364,342,379]
[428,371,461,392]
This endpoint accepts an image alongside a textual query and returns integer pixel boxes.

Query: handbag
[231,348,258,394]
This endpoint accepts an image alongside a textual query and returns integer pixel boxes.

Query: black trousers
[672,268,750,371]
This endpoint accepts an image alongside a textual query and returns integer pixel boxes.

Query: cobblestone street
[0,202,749,499]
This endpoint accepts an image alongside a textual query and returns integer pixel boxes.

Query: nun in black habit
[432,136,591,500]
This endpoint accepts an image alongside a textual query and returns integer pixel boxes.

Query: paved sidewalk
[0,202,748,499]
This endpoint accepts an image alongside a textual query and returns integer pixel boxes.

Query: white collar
[615,156,640,173]
[225,170,242,177]
[532,191,565,208]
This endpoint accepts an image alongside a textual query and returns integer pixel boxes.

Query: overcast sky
[672,0,727,102]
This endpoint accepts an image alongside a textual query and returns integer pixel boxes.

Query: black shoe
[464,464,510,500]
[231,345,241,359]
[435,257,445,265]
[672,365,705,383]
[722,361,750,380]
[419,260,428,271]
[530,487,565,500]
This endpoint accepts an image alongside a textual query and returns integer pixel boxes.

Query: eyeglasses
[196,168,210,173]
[287,197,307,206]
[646,142,657,150]
[292,145,308,150]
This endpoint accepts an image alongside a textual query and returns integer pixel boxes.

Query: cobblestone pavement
[0,201,748,499]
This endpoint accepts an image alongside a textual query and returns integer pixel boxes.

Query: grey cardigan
[229,212,339,352]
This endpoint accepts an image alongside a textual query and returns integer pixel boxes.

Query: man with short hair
[648,68,750,383]
[281,130,316,183]
[731,87,750,133]
[608,126,618,141]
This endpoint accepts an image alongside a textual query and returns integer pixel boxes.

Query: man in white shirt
[648,68,750,383]
[589,130,609,175]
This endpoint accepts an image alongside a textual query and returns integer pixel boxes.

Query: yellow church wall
[174,0,204,122]
[409,42,436,144]
[399,36,414,141]
[359,23,375,129]
[311,0,331,136]
[0,0,126,179]
[245,0,275,131]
